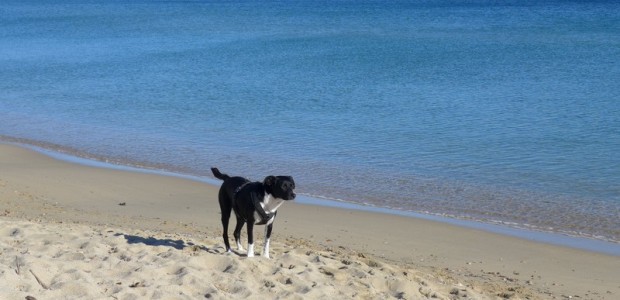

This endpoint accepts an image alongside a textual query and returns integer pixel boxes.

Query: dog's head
[264,175,296,201]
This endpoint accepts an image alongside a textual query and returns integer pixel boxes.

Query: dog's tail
[211,167,230,181]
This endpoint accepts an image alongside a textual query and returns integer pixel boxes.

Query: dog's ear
[263,176,276,187]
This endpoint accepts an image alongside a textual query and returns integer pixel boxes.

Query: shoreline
[4,135,619,248]
[1,142,620,298]
[294,196,620,257]
[9,140,620,256]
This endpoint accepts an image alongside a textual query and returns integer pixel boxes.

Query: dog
[211,167,296,258]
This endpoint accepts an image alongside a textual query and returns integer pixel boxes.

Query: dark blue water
[1,0,619,242]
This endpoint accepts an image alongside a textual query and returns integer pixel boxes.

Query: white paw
[247,244,254,257]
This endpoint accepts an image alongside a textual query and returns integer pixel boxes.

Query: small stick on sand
[29,269,49,290]
[14,256,20,275]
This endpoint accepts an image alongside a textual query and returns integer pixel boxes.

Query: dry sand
[1,143,618,299]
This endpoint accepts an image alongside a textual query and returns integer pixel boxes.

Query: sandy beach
[1,143,618,299]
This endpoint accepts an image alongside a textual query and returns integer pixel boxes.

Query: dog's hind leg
[233,216,245,252]
[219,192,233,253]
[221,210,232,252]
[263,223,273,259]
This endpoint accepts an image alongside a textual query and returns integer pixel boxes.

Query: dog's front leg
[263,223,273,259]
[246,221,255,257]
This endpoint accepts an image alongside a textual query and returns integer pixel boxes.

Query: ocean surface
[1,0,619,243]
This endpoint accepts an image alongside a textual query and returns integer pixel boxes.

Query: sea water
[1,0,619,243]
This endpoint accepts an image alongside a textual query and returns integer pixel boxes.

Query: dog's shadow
[115,233,221,254]
[116,233,185,249]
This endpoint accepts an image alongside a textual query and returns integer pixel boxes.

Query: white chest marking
[261,194,285,213]
[254,194,285,225]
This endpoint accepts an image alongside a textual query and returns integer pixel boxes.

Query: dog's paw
[236,241,245,252]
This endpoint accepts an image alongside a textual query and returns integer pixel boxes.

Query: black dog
[211,167,296,258]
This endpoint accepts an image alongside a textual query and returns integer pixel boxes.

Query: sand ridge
[1,218,497,299]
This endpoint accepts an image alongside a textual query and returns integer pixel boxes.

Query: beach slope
[1,143,618,299]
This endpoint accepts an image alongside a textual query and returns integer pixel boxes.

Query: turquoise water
[1,0,619,242]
